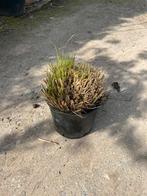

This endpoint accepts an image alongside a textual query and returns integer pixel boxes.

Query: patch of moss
[0,0,144,33]
[0,0,85,32]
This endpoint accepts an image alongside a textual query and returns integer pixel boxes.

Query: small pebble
[24,72,29,76]
[112,82,120,92]
[7,117,12,122]
[33,103,40,108]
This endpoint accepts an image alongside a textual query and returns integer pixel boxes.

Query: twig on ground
[38,137,60,145]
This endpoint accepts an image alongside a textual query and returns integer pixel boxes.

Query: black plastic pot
[50,107,97,139]
[0,0,25,16]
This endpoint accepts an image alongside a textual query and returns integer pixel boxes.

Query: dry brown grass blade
[42,55,106,114]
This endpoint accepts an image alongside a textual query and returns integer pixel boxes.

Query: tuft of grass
[42,54,105,114]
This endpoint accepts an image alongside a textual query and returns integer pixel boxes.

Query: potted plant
[42,54,106,139]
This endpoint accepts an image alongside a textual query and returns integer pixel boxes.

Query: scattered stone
[104,174,110,180]
[24,72,29,76]
[59,171,61,175]
[16,122,21,126]
[36,95,40,99]
[7,117,12,122]
[112,82,120,92]
[33,103,40,108]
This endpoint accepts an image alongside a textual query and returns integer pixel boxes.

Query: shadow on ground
[0,0,147,111]
[0,119,54,153]
[91,55,147,164]
[0,0,147,164]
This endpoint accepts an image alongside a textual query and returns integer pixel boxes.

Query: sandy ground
[0,0,147,195]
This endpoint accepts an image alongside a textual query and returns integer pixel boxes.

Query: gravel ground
[0,0,147,195]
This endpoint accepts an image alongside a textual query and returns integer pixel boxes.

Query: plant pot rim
[49,105,99,118]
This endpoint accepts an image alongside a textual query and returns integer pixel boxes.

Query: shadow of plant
[90,55,147,164]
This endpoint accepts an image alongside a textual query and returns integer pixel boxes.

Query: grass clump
[42,54,105,114]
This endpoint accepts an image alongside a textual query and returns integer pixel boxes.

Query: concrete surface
[0,0,147,195]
